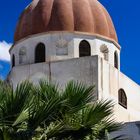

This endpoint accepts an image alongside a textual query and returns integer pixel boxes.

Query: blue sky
[0,0,140,84]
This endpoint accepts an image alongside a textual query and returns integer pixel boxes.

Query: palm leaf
[0,80,33,139]
[61,81,95,114]
[46,100,122,140]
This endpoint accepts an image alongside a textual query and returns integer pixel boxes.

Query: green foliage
[0,80,123,140]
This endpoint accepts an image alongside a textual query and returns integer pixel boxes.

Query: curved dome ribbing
[14,0,118,42]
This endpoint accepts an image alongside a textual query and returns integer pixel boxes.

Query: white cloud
[0,41,12,61]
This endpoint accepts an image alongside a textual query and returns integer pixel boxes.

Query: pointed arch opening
[35,43,46,63]
[114,51,118,69]
[118,89,127,109]
[12,54,15,67]
[79,40,91,57]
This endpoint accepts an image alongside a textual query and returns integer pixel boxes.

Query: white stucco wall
[10,32,120,70]
[98,57,140,123]
[8,56,99,98]
[8,55,140,123]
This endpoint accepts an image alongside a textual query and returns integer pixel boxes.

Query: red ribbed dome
[14,0,118,42]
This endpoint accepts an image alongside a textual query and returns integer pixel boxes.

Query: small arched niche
[35,43,46,63]
[118,89,127,109]
[79,40,91,57]
[19,47,26,64]
[114,51,118,69]
[12,54,15,67]
[100,44,109,61]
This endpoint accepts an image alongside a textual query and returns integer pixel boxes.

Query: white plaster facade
[8,32,140,139]
[10,32,120,69]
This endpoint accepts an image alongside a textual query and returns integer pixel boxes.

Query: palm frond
[46,100,122,140]
[0,80,33,130]
[27,95,62,131]
[0,80,123,140]
[61,81,95,114]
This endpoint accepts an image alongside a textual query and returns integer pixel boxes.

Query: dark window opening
[118,89,127,109]
[12,55,15,67]
[79,40,91,57]
[114,51,118,69]
[35,43,45,63]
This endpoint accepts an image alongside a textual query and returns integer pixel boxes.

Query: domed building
[8,0,140,139]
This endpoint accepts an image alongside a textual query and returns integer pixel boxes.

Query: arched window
[118,89,127,109]
[19,47,26,64]
[35,43,45,63]
[79,40,91,57]
[12,54,15,67]
[100,44,109,61]
[114,51,118,69]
